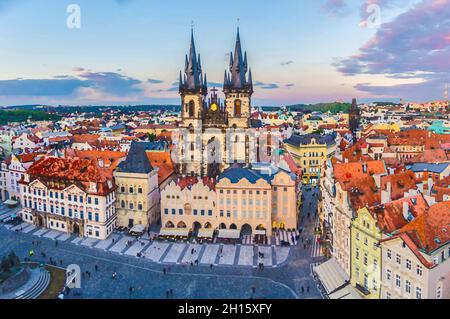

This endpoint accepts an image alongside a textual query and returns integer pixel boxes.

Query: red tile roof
[397,201,450,255]
[22,157,115,196]
[370,194,428,234]
[146,152,175,185]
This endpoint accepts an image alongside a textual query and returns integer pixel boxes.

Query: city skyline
[0,0,449,106]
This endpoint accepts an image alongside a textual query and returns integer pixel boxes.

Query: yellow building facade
[285,134,336,185]
[350,207,382,299]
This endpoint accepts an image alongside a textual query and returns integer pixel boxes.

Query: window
[356,248,360,260]
[386,269,391,281]
[164,209,169,215]
[129,187,134,194]
[416,287,422,299]
[396,254,401,265]
[95,213,99,222]
[417,265,423,276]
[138,203,143,210]
[406,259,411,270]
[94,198,99,205]
[121,201,125,209]
[363,253,368,266]
[405,280,411,294]
[130,203,134,210]
[179,209,183,215]
[208,210,212,216]
[395,275,401,288]
[171,209,176,215]
[88,212,92,221]
[138,187,143,194]
[387,249,392,259]
[201,210,205,216]
[88,197,92,204]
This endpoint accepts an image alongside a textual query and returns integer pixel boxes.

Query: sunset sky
[0,0,448,106]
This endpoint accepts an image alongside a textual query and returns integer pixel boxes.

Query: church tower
[178,29,208,177]
[223,28,253,129]
[179,29,208,129]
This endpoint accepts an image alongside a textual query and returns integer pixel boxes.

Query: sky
[0,0,448,106]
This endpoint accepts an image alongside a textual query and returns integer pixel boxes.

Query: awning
[4,200,18,206]
[328,284,362,299]
[197,229,214,238]
[313,257,349,295]
[217,229,241,239]
[159,228,190,237]
[254,229,266,235]
[130,224,145,233]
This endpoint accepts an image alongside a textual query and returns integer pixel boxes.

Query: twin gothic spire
[179,28,208,95]
[224,27,253,94]
[179,28,253,96]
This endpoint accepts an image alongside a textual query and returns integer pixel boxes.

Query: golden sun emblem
[210,103,218,111]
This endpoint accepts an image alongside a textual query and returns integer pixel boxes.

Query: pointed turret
[224,27,253,94]
[179,29,207,95]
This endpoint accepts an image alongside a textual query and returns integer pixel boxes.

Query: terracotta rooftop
[146,152,175,185]
[370,194,428,234]
[381,170,418,201]
[333,160,386,182]
[23,157,115,196]
[391,201,450,266]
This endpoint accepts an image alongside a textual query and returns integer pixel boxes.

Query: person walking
[163,268,166,275]
[112,272,117,280]
[95,265,98,272]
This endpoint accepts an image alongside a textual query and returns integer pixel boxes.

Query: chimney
[403,202,410,221]
[374,174,382,188]
[381,182,392,204]
[428,177,434,196]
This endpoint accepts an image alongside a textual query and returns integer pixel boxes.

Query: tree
[148,133,157,142]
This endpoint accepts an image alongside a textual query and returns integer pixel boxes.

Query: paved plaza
[0,186,325,299]
[2,220,293,268]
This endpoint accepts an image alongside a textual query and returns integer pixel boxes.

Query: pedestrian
[252,286,256,294]
[166,290,170,299]
[129,286,133,294]
[60,259,63,265]
[301,286,304,293]
[112,272,117,280]
[210,264,213,269]
[163,268,166,275]
[170,289,173,296]
[307,286,310,293]
[55,241,58,247]
[95,265,98,272]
